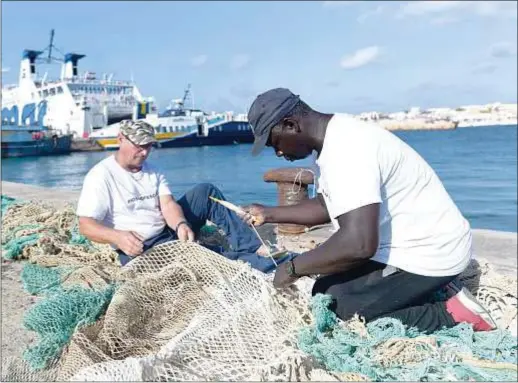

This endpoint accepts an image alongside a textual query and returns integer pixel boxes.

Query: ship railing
[66,78,134,86]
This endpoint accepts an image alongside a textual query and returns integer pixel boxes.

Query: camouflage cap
[119,120,157,145]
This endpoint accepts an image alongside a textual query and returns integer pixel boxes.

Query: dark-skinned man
[242,88,497,334]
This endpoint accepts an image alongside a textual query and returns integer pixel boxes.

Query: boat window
[43,89,49,97]
[50,88,56,96]
[57,86,63,94]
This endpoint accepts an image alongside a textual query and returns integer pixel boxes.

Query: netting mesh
[1,195,517,382]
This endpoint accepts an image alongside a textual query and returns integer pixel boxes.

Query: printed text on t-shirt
[127,192,158,204]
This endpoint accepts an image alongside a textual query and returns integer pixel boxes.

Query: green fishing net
[298,293,518,381]
[21,263,115,370]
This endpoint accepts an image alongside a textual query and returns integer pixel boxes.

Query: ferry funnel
[61,53,86,79]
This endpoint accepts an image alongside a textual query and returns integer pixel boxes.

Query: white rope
[287,169,317,200]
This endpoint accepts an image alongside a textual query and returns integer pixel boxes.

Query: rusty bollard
[263,167,315,235]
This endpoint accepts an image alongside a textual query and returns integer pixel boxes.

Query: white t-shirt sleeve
[157,172,172,196]
[322,143,382,220]
[76,169,111,221]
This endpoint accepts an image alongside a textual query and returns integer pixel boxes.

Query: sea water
[1,125,516,232]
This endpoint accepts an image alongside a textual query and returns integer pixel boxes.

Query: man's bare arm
[292,203,380,275]
[78,217,144,256]
[79,217,121,244]
[159,194,188,230]
[264,194,330,226]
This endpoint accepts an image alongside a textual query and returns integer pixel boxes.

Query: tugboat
[1,125,73,158]
[1,100,72,158]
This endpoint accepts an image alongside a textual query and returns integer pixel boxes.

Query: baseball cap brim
[140,136,157,145]
[124,133,157,146]
[251,132,269,156]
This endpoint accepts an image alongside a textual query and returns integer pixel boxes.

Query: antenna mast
[47,29,55,63]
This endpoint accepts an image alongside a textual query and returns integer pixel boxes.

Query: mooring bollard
[263,167,315,235]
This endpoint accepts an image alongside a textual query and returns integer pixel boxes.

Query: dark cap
[247,88,300,156]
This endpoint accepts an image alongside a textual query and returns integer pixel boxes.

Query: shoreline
[2,181,517,236]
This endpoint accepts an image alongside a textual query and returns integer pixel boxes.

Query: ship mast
[40,29,63,64]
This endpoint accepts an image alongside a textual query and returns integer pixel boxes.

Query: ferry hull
[159,122,254,148]
[1,135,73,158]
[95,131,193,150]
[93,122,254,150]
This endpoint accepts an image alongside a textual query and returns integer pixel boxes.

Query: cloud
[229,84,257,99]
[1,67,10,73]
[397,1,517,20]
[230,54,250,70]
[206,96,238,112]
[398,1,464,17]
[406,81,488,98]
[340,46,381,69]
[471,62,498,75]
[190,54,208,67]
[325,80,340,88]
[490,42,517,59]
[430,16,459,25]
[357,5,384,23]
[322,1,358,8]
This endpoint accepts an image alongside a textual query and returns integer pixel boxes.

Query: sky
[2,1,517,114]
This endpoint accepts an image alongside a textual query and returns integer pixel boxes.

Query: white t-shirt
[76,155,172,241]
[316,114,472,277]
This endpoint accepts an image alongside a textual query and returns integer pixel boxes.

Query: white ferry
[1,31,151,140]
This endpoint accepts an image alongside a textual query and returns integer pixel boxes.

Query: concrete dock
[1,180,517,379]
[2,180,517,276]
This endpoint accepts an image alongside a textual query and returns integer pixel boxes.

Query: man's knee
[190,183,221,198]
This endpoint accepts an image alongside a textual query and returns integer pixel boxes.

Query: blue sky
[2,1,517,114]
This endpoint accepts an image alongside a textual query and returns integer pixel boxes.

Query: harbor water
[1,125,516,232]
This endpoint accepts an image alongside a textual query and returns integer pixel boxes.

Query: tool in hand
[209,196,280,266]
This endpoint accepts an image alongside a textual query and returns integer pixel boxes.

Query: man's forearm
[292,231,373,276]
[162,201,188,230]
[264,196,330,226]
[79,218,120,245]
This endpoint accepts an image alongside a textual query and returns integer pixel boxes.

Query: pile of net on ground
[1,195,517,382]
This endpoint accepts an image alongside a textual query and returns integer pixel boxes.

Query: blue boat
[1,124,73,158]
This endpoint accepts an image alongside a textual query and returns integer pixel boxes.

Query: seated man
[242,88,497,333]
[76,119,284,273]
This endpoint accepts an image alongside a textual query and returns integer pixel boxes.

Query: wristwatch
[286,259,300,278]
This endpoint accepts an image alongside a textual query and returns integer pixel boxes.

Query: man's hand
[177,223,195,242]
[240,203,267,226]
[273,262,299,288]
[115,231,144,257]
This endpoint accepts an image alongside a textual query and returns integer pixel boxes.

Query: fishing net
[1,195,517,382]
[298,294,517,381]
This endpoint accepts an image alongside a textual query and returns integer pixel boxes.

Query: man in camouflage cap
[76,119,276,271]
[117,120,157,171]
[119,119,157,146]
